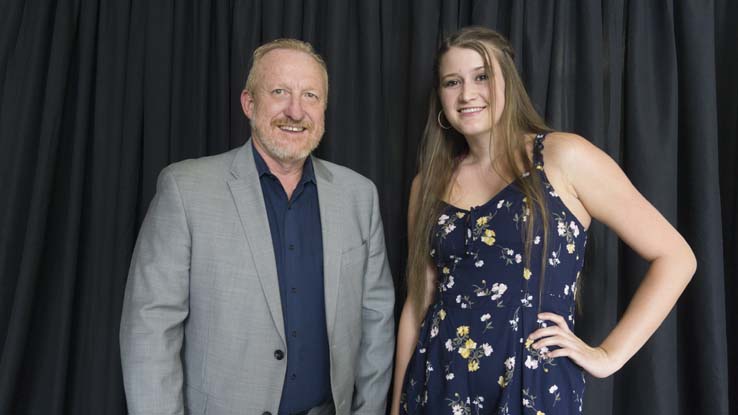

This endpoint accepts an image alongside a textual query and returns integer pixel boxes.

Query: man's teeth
[279,126,305,132]
[459,107,484,113]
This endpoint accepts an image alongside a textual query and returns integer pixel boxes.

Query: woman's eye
[443,79,459,87]
[476,73,489,81]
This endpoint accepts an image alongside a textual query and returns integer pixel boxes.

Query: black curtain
[0,0,735,414]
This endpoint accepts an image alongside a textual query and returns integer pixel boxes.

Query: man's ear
[241,89,255,119]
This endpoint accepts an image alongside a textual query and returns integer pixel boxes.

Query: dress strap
[533,133,547,170]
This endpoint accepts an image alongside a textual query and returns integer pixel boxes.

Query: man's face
[241,49,327,163]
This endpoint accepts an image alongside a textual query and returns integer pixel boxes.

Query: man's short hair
[244,38,329,98]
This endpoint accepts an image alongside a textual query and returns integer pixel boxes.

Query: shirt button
[291,330,297,337]
[291,287,297,293]
[290,373,297,380]
[288,244,295,250]
[262,412,272,415]
[274,350,284,360]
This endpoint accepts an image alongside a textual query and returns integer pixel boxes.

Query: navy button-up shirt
[252,145,331,414]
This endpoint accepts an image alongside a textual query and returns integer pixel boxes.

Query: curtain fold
[0,0,734,413]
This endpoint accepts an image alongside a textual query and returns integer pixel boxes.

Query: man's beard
[251,117,323,163]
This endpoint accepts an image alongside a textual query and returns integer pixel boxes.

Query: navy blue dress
[400,134,587,415]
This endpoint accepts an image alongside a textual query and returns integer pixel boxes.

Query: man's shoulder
[312,157,375,191]
[160,146,242,181]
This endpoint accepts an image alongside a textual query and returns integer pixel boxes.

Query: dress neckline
[441,181,519,213]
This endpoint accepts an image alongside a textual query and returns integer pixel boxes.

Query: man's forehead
[255,50,327,89]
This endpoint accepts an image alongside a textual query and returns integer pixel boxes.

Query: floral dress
[400,134,587,415]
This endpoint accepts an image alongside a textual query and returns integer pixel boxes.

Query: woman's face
[438,46,505,142]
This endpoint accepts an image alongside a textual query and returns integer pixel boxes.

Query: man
[120,39,395,415]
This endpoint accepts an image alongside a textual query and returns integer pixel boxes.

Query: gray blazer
[120,141,395,415]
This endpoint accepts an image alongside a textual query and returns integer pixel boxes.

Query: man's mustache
[272,118,313,130]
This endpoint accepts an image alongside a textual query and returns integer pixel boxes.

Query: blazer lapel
[227,141,285,345]
[313,158,343,343]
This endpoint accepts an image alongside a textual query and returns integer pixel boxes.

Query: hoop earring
[437,110,451,130]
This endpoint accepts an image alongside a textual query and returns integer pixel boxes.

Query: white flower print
[455,294,474,309]
[570,221,580,237]
[438,214,449,225]
[472,396,485,410]
[564,284,570,296]
[525,355,539,370]
[491,283,507,301]
[446,372,455,380]
[498,356,515,388]
[430,326,438,338]
[548,247,561,266]
[445,339,453,351]
[557,220,567,236]
[534,235,541,245]
[472,281,507,308]
[509,307,521,331]
[481,313,491,322]
[497,199,505,209]
[482,343,493,356]
[521,293,533,308]
[474,259,484,268]
[550,384,562,406]
[515,254,522,263]
[442,275,455,291]
[504,356,515,370]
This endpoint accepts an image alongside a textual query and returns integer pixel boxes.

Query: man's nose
[284,95,305,121]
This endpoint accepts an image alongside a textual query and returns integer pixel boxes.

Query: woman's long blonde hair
[407,27,553,319]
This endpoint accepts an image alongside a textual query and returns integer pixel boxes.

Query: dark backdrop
[0,1,735,414]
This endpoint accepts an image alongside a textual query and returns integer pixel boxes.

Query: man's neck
[252,139,306,200]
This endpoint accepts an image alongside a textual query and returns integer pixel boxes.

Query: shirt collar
[251,140,316,185]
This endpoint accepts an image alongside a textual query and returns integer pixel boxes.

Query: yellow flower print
[456,326,469,337]
[442,266,450,274]
[468,360,480,372]
[536,411,545,415]
[566,243,575,254]
[476,216,488,226]
[464,339,477,350]
[438,309,446,320]
[498,375,505,387]
[459,346,471,359]
[456,212,466,218]
[481,229,496,246]
[525,338,534,349]
[523,268,532,280]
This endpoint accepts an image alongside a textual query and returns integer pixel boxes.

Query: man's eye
[273,89,285,95]
[305,92,318,99]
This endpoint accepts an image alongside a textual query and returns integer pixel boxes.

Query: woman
[391,27,695,415]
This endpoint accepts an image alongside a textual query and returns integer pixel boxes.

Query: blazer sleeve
[120,167,191,415]
[352,183,395,414]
